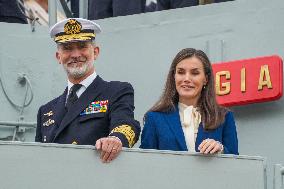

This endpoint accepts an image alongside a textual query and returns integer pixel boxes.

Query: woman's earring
[203,85,206,89]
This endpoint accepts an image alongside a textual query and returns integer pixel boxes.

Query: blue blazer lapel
[164,108,188,151]
[53,76,104,141]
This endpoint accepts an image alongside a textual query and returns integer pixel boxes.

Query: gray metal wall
[0,0,284,188]
[0,142,266,189]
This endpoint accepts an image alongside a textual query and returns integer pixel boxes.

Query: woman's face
[174,56,207,106]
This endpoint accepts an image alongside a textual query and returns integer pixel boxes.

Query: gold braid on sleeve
[110,125,135,147]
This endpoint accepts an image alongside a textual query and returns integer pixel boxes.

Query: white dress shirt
[67,71,97,99]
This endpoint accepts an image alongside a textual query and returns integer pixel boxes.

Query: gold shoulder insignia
[110,125,135,147]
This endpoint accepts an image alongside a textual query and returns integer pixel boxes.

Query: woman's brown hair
[148,48,228,129]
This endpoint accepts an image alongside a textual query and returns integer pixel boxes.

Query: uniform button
[72,141,78,145]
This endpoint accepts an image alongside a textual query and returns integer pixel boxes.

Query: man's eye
[79,43,88,48]
[62,46,72,50]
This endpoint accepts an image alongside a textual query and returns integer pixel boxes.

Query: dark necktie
[66,84,82,110]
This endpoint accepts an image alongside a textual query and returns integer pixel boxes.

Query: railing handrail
[0,121,36,128]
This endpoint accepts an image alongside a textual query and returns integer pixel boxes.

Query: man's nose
[70,48,81,58]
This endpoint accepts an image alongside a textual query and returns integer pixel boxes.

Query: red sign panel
[212,55,283,106]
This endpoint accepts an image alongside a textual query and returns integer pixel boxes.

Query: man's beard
[62,57,92,79]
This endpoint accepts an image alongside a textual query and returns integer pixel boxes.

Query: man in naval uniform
[35,18,140,163]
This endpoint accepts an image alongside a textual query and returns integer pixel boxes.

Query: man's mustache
[67,57,87,64]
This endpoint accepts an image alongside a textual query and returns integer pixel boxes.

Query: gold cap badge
[64,19,82,35]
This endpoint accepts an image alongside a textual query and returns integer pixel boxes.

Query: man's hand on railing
[95,136,122,163]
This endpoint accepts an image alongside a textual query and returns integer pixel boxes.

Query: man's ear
[56,51,61,64]
[93,46,100,60]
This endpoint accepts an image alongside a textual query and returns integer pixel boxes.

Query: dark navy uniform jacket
[36,76,140,147]
[0,0,27,24]
[140,109,238,155]
[88,0,146,20]
[156,0,233,11]
[156,0,198,10]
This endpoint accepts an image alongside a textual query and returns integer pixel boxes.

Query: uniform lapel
[54,88,68,126]
[53,76,104,141]
[50,88,67,142]
[164,108,188,151]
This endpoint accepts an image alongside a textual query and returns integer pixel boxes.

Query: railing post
[79,0,88,19]
[48,0,58,27]
[274,164,284,189]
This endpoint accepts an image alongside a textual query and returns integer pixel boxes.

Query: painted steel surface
[273,164,284,189]
[0,142,266,189]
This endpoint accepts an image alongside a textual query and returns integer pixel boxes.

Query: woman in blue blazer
[140,48,238,155]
